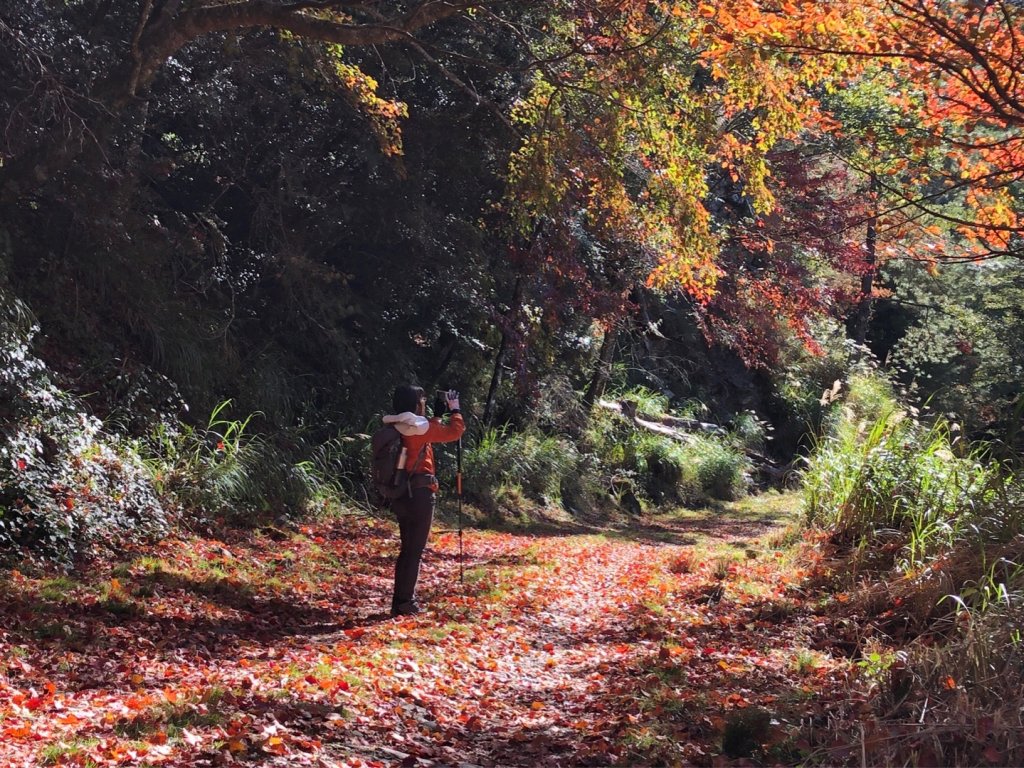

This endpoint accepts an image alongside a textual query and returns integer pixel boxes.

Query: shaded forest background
[2,0,1021,554]
[2,1,1024,765]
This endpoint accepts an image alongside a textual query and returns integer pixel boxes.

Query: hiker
[383,384,465,616]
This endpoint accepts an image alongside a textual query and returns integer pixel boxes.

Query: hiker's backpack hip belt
[409,474,437,490]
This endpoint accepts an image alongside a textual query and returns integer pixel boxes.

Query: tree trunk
[582,322,618,414]
[483,276,522,427]
[849,174,879,347]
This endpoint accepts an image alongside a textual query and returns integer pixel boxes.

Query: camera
[433,389,458,416]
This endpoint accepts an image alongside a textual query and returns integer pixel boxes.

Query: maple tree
[695,146,872,366]
[873,0,1024,258]
[763,0,1024,259]
[503,0,860,303]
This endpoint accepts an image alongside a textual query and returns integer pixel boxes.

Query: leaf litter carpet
[0,502,848,767]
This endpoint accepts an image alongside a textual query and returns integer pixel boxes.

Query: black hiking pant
[391,486,434,612]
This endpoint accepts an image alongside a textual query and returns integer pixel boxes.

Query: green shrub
[636,436,690,503]
[140,400,321,522]
[690,436,749,502]
[583,407,749,507]
[463,426,578,509]
[0,288,168,564]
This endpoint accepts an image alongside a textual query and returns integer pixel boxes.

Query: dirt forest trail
[343,536,678,766]
[0,494,856,767]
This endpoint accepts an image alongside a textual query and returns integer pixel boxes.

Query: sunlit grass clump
[803,372,1003,570]
[802,370,1024,765]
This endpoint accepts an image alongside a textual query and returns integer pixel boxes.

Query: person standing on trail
[382,384,465,616]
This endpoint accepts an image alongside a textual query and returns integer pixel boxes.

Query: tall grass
[463,426,578,509]
[141,400,327,522]
[802,370,1024,764]
[803,373,1000,570]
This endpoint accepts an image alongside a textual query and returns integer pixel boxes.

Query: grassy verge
[800,371,1024,765]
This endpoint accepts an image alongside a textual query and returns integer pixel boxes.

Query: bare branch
[134,0,490,92]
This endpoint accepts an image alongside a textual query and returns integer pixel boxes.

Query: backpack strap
[403,443,429,497]
[408,444,428,474]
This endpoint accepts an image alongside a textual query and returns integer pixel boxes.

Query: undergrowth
[138,400,335,523]
[460,386,752,518]
[0,286,168,565]
[802,369,1024,765]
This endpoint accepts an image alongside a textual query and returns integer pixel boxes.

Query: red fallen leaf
[24,696,45,711]
[16,458,26,471]
[543,643,554,653]
[345,628,366,640]
[725,692,749,708]
[126,694,152,711]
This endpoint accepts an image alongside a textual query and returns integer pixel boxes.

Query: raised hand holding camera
[445,389,460,412]
[434,389,460,415]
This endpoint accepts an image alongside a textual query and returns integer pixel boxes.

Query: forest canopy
[2,3,1024,766]
[0,0,1021,533]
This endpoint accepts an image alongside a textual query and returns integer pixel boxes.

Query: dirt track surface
[1,495,849,767]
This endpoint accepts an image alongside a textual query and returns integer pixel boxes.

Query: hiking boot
[390,601,421,617]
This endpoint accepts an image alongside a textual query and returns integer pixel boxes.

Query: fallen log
[598,399,725,435]
[597,398,797,487]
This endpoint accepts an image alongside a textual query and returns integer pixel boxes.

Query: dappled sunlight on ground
[0,493,859,767]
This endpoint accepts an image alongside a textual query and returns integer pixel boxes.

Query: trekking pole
[457,435,464,586]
